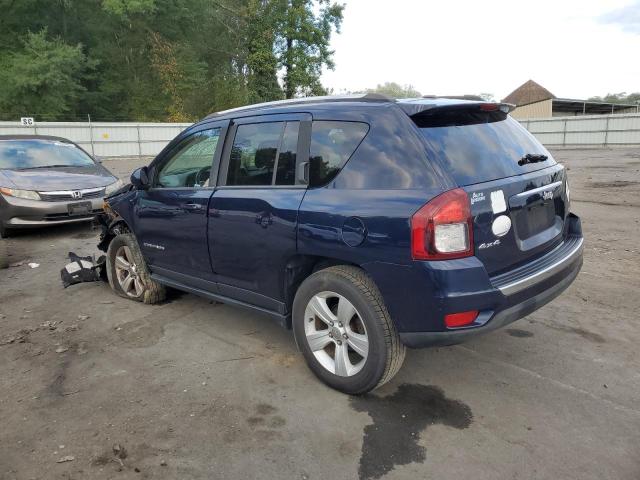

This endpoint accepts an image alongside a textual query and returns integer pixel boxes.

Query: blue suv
[98,94,583,394]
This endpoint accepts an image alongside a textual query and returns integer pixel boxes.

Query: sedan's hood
[0,165,116,191]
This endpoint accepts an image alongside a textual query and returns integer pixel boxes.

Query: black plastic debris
[60,252,107,288]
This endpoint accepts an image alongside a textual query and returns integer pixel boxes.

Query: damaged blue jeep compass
[98,94,583,394]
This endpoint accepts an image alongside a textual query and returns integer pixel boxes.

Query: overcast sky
[321,0,640,100]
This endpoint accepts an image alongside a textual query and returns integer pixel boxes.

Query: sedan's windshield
[0,140,95,170]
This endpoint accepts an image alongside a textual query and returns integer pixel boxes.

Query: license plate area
[509,181,564,251]
[67,201,92,216]
[517,202,556,239]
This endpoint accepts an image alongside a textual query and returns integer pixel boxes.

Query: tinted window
[417,114,556,186]
[227,123,283,186]
[309,121,368,187]
[0,140,94,169]
[157,128,220,188]
[275,122,299,185]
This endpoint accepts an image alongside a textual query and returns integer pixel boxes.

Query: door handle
[297,161,309,184]
[182,203,203,211]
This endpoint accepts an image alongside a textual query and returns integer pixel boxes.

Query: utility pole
[87,114,96,157]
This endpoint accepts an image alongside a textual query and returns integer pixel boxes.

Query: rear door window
[416,113,555,186]
[309,121,369,187]
[226,121,300,186]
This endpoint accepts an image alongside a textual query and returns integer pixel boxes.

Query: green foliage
[102,0,157,17]
[0,0,345,120]
[276,0,344,99]
[479,93,495,102]
[365,82,422,99]
[588,92,640,105]
[246,0,285,103]
[0,29,95,119]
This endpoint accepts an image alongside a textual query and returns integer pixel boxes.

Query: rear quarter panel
[297,104,447,329]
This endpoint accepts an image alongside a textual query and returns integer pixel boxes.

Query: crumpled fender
[96,202,130,253]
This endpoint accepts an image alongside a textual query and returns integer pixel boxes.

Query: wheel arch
[283,254,362,320]
[97,213,133,253]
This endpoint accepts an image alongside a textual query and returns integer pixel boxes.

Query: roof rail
[205,93,394,119]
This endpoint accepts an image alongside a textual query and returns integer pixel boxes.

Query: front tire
[0,221,12,239]
[106,232,165,304]
[293,265,405,394]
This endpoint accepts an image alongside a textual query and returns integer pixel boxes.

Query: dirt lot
[1,148,639,480]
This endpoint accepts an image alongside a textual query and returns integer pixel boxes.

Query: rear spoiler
[397,100,516,118]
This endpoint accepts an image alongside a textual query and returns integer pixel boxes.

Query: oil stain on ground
[350,384,473,480]
[506,328,534,338]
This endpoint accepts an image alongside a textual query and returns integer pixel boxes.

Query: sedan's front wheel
[293,265,405,394]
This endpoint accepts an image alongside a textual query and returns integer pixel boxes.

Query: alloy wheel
[303,291,369,377]
[114,245,144,298]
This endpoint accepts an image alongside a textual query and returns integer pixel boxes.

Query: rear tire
[106,233,165,304]
[293,265,405,394]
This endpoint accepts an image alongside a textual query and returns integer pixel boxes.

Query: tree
[365,82,421,99]
[588,92,640,105]
[479,93,495,102]
[276,0,344,99]
[0,29,94,119]
[245,0,284,103]
[0,0,346,120]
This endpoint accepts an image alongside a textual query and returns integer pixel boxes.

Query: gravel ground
[1,148,639,480]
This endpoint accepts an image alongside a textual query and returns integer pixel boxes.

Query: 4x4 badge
[479,239,501,249]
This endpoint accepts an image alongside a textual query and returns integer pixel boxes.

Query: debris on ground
[28,263,40,269]
[78,314,90,321]
[9,260,25,268]
[1,328,34,345]
[41,321,58,331]
[55,346,69,353]
[112,444,127,459]
[56,456,75,463]
[60,252,107,288]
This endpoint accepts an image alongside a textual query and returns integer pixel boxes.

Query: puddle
[350,384,473,480]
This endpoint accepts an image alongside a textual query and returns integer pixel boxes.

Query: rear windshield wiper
[518,153,548,166]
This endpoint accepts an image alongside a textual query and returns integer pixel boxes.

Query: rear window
[416,112,555,186]
[309,121,369,187]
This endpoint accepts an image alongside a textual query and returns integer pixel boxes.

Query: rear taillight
[411,188,474,260]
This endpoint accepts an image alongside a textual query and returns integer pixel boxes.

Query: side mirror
[130,166,150,190]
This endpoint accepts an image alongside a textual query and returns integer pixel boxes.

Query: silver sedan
[0,135,123,238]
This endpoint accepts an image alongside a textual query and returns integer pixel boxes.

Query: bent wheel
[106,232,165,304]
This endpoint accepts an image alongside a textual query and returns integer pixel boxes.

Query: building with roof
[502,80,638,119]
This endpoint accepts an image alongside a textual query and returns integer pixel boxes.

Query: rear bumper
[399,253,582,347]
[0,194,103,228]
[365,213,584,348]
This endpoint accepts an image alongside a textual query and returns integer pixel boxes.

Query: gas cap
[342,217,367,247]
[491,215,512,237]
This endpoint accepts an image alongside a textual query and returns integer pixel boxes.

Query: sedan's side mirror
[130,166,150,190]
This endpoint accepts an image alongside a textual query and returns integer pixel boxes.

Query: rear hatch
[412,103,570,276]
